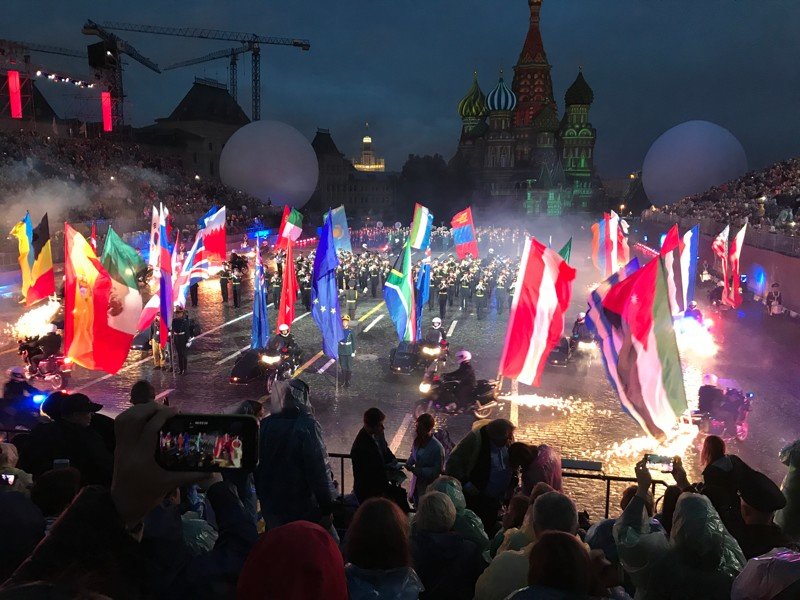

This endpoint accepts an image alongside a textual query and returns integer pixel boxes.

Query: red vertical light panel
[7,70,22,119]
[101,91,112,132]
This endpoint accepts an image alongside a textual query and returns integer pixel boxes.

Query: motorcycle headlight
[577,341,595,351]
[62,357,72,365]
[261,354,281,365]
[422,346,439,356]
[419,382,431,394]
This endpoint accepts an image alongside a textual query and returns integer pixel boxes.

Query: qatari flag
[498,236,576,387]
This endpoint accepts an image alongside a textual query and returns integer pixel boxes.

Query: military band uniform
[271,276,282,310]
[219,266,230,303]
[345,287,358,320]
[438,283,448,321]
[460,277,471,312]
[475,285,486,320]
[171,313,190,375]
[232,270,242,308]
[338,328,355,387]
[301,278,312,312]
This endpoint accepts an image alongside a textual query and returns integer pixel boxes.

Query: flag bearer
[338,315,356,388]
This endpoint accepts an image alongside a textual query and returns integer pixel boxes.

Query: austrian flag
[498,237,576,387]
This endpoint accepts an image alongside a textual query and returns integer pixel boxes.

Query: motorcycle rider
[569,312,593,357]
[30,325,62,374]
[425,317,447,345]
[698,373,737,435]
[684,300,703,323]
[267,324,302,367]
[443,350,477,411]
[1,367,40,428]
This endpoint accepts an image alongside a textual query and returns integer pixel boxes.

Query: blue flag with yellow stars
[312,213,344,358]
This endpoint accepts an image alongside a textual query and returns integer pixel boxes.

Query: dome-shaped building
[451,0,598,214]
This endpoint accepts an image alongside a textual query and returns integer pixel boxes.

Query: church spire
[511,0,556,128]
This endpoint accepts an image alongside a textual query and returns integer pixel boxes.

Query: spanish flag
[64,223,114,372]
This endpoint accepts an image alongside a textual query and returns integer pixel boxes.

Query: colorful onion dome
[457,71,487,121]
[565,69,594,106]
[486,70,517,112]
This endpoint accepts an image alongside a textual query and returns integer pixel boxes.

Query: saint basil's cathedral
[451,0,598,215]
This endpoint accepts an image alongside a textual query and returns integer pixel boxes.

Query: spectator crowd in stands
[1,377,800,599]
[658,157,800,235]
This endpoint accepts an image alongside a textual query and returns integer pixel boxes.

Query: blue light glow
[32,394,47,405]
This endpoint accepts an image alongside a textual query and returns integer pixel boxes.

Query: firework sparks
[5,298,61,341]
[593,422,698,466]
[674,316,717,357]
[500,393,578,414]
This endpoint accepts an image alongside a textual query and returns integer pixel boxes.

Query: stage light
[101,91,112,132]
[35,70,42,77]
[7,71,22,119]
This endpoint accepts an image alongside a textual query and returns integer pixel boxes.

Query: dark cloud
[5,0,799,177]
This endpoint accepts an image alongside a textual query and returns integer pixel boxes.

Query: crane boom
[82,20,161,73]
[100,21,310,50]
[163,45,249,71]
[6,41,86,59]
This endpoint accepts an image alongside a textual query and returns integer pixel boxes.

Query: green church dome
[458,72,487,121]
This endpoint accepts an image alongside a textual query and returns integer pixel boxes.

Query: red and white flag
[498,236,576,386]
[276,240,298,330]
[199,206,226,263]
[89,221,97,254]
[725,222,747,308]
[659,224,686,314]
[712,225,730,303]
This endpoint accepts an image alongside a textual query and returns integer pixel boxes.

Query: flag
[173,231,210,308]
[498,237,576,387]
[148,206,160,269]
[383,241,416,342]
[25,214,55,306]
[557,238,572,263]
[10,213,34,303]
[90,221,97,253]
[681,225,700,308]
[415,248,432,340]
[277,240,298,330]
[450,207,479,259]
[64,224,114,372]
[592,212,625,277]
[410,203,434,250]
[325,205,353,253]
[726,222,747,308]
[597,258,688,440]
[100,227,146,372]
[659,225,686,314]
[251,243,270,349]
[712,225,730,305]
[157,207,173,347]
[199,206,226,263]
[277,206,303,249]
[311,214,344,358]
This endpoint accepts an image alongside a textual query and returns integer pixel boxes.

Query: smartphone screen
[645,454,673,473]
[156,414,258,472]
[0,473,15,486]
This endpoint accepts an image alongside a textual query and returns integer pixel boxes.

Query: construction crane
[2,41,86,60]
[82,19,162,128]
[164,45,250,104]
[99,21,310,121]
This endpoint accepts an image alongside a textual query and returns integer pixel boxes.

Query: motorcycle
[229,347,297,390]
[548,336,597,370]
[389,340,449,375]
[0,391,49,431]
[689,388,754,442]
[260,350,298,392]
[19,345,71,390]
[414,363,499,420]
[419,339,449,368]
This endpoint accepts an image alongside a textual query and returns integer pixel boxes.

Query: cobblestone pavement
[1,241,798,519]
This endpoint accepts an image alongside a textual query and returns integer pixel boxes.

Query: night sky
[5,0,799,178]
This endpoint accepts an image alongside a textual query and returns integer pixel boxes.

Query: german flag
[27,214,55,305]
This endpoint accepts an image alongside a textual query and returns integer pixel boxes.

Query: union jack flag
[174,231,210,308]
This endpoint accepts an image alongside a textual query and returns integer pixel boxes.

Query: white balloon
[642,120,747,207]
[219,120,319,208]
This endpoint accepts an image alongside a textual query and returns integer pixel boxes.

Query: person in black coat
[350,407,409,511]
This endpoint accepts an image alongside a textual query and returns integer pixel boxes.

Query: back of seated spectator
[344,497,423,599]
[30,467,81,533]
[506,531,592,599]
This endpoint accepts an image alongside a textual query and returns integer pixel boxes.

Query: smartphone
[1,473,15,486]
[53,459,70,470]
[156,414,258,472]
[645,454,673,473]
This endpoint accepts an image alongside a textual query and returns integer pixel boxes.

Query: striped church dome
[486,71,517,112]
[457,72,487,121]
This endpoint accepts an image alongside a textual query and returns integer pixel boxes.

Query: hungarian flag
[10,213,55,306]
[591,211,628,278]
[276,239,298,330]
[383,240,416,342]
[450,207,479,259]
[599,258,687,440]
[277,206,303,249]
[726,222,747,308]
[712,225,730,304]
[409,203,433,250]
[659,225,686,314]
[100,227,146,372]
[64,224,114,372]
[498,236,576,387]
[199,206,226,263]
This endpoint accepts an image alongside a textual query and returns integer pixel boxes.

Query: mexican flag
[101,227,146,370]
[277,206,303,249]
[601,257,687,440]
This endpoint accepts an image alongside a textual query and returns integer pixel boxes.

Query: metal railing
[329,452,667,519]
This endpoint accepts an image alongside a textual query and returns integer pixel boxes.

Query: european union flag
[312,213,344,358]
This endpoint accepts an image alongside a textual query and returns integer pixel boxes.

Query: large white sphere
[642,120,747,207]
[220,121,318,208]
